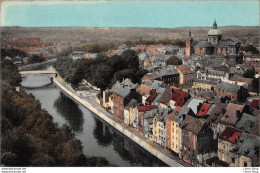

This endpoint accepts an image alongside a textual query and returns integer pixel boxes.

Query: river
[22,74,167,167]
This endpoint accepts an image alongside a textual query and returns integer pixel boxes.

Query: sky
[1,0,259,28]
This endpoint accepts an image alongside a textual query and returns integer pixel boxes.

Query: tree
[240,44,259,54]
[112,69,134,86]
[166,56,182,66]
[121,50,140,71]
[243,68,255,78]
[28,55,45,63]
[106,55,126,72]
[91,64,114,90]
[1,61,22,87]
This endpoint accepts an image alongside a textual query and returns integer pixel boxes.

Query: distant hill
[1,26,259,48]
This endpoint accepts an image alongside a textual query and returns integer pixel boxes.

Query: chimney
[197,103,203,113]
[222,108,226,114]
[236,110,240,118]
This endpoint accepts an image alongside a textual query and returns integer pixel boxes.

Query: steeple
[185,29,193,58]
[213,19,217,29]
[188,29,191,37]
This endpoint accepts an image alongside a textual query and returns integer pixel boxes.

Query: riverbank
[18,58,56,71]
[53,76,191,167]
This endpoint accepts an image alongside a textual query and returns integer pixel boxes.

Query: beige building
[218,127,243,165]
[102,89,114,113]
[175,65,194,85]
[192,78,218,92]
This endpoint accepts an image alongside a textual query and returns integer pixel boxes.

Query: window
[232,158,235,163]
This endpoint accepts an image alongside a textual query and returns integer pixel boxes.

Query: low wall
[53,78,182,167]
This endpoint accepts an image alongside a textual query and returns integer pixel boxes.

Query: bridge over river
[20,70,56,89]
[20,70,56,75]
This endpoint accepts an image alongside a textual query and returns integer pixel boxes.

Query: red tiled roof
[146,92,158,104]
[137,105,157,112]
[218,127,242,144]
[250,99,259,109]
[196,103,211,117]
[171,90,190,107]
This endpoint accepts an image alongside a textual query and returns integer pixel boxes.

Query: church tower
[185,29,193,57]
[208,20,222,45]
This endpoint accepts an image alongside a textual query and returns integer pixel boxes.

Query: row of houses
[98,77,259,167]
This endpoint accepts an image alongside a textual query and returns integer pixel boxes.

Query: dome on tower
[208,20,222,36]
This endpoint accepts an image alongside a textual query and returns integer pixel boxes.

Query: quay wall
[53,77,182,167]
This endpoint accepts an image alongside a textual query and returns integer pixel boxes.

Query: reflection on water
[54,92,84,133]
[21,75,51,88]
[93,117,112,147]
[93,116,167,167]
[24,73,167,166]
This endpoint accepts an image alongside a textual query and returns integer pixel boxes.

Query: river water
[22,73,166,167]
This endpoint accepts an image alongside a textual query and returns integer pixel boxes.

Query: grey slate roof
[138,52,148,61]
[156,67,179,77]
[187,98,204,114]
[152,88,166,104]
[195,41,214,48]
[144,109,157,124]
[235,113,256,133]
[112,78,139,98]
[150,80,164,90]
[216,82,241,92]
[215,41,229,48]
[126,99,140,107]
[112,86,131,98]
[231,133,260,158]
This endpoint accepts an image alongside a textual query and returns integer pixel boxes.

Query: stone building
[175,65,194,85]
[216,82,248,102]
[218,127,243,166]
[152,108,169,147]
[180,115,214,166]
[185,29,193,57]
[186,20,240,56]
[112,78,140,122]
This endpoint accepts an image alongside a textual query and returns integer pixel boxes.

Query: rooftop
[235,113,256,133]
[156,67,179,77]
[218,127,242,144]
[171,90,190,107]
[216,82,241,93]
[181,115,205,134]
[250,99,259,109]
[137,105,157,112]
[146,92,158,104]
[195,41,214,48]
[207,103,228,124]
[220,103,245,126]
[187,98,204,114]
[230,133,260,158]
[196,103,212,117]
